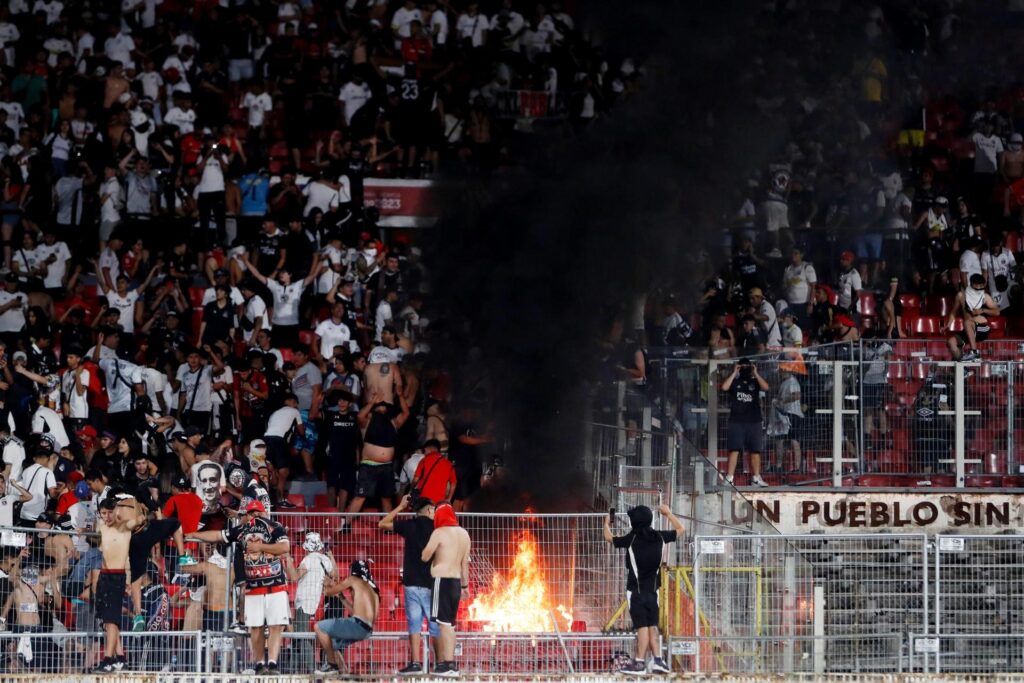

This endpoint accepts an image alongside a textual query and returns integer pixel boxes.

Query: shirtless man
[314,560,380,674]
[92,494,141,673]
[421,503,471,678]
[363,347,403,406]
[342,391,410,528]
[946,273,1000,361]
[11,563,61,668]
[180,542,232,632]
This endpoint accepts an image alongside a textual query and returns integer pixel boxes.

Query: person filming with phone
[721,358,770,486]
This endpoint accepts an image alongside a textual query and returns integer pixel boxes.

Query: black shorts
[430,577,461,627]
[265,435,292,470]
[627,589,659,629]
[354,462,395,498]
[862,384,886,409]
[96,571,127,626]
[727,420,763,453]
[956,324,990,345]
[327,458,357,493]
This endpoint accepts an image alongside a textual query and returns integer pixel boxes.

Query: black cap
[172,475,190,490]
[183,425,203,438]
[411,496,435,512]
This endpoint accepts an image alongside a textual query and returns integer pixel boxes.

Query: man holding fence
[604,503,684,676]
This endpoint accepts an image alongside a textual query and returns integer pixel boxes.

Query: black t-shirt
[394,516,435,588]
[447,420,479,474]
[256,231,285,274]
[612,529,677,593]
[129,518,182,581]
[328,410,359,464]
[202,301,235,345]
[223,516,289,589]
[728,375,762,423]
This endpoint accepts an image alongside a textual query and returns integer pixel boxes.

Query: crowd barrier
[626,340,1024,487]
[6,518,1024,674]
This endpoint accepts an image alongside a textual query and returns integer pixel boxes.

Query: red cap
[840,250,855,262]
[245,500,266,514]
[67,471,85,484]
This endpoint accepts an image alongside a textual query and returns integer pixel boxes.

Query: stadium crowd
[0,0,626,675]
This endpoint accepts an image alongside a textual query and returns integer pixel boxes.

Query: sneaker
[92,658,115,673]
[178,554,198,567]
[751,475,769,487]
[766,248,783,258]
[617,659,648,675]
[317,661,340,674]
[398,662,424,675]
[433,661,460,678]
[265,661,280,675]
[132,614,146,631]
[113,656,127,671]
[277,500,299,509]
[228,622,248,635]
[649,657,671,674]
[723,474,734,485]
[254,661,268,675]
[961,350,981,362]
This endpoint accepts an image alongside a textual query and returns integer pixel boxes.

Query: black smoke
[425,2,790,508]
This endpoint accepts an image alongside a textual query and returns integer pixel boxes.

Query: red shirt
[413,452,456,504]
[164,492,204,534]
[56,491,79,515]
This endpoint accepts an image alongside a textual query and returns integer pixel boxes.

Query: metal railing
[631,339,1024,487]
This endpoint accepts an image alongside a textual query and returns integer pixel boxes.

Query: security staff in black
[721,358,770,487]
[604,504,683,675]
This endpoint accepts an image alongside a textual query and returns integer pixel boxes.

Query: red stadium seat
[987,316,1006,338]
[898,293,921,311]
[299,330,316,346]
[924,295,953,317]
[1006,231,1021,253]
[912,316,942,338]
[900,312,920,338]
[951,138,976,159]
[856,292,877,316]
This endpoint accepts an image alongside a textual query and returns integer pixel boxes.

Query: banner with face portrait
[191,461,227,514]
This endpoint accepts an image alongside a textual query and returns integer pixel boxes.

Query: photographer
[196,134,229,248]
[720,358,769,486]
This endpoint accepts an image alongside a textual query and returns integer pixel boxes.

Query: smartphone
[609,507,616,525]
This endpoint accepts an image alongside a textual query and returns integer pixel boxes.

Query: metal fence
[688,534,929,674]
[636,339,1024,487]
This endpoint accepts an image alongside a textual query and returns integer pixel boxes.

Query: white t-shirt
[99,357,143,413]
[201,286,244,307]
[783,262,817,305]
[98,246,121,284]
[211,365,234,406]
[757,300,781,347]
[400,451,424,488]
[456,12,489,47]
[338,81,371,125]
[971,132,1004,174]
[106,290,140,333]
[35,241,72,289]
[60,367,90,419]
[244,295,272,341]
[314,319,353,360]
[295,551,334,613]
[100,177,123,223]
[34,0,64,24]
[430,9,449,45]
[0,290,27,333]
[959,249,983,278]
[197,155,226,193]
[242,91,273,128]
[12,246,40,278]
[104,31,135,64]
[266,280,306,326]
[392,7,423,38]
[164,106,196,134]
[140,366,168,413]
[18,463,56,521]
[982,249,1016,310]
[375,300,393,341]
[176,364,214,413]
[837,269,863,310]
[43,37,73,66]
[31,406,70,448]
[265,405,302,438]
[3,438,25,482]
[137,70,164,100]
[302,181,340,216]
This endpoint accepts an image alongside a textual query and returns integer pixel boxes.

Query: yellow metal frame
[603,566,763,673]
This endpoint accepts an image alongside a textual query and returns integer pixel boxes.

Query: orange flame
[468,529,572,632]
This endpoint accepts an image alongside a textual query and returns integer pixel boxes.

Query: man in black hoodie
[604,503,684,676]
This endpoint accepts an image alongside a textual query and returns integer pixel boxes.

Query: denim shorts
[404,585,440,637]
[318,616,372,651]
